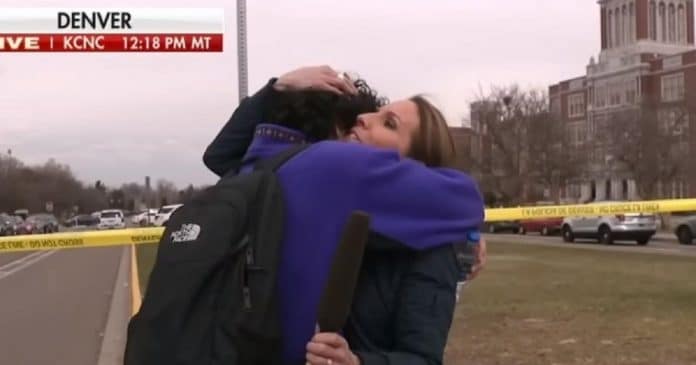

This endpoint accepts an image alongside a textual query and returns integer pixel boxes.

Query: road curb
[130,244,142,316]
[96,247,130,365]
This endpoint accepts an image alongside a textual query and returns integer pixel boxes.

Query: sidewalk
[96,246,132,365]
[654,231,676,242]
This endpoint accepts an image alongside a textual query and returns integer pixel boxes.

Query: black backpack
[124,146,306,365]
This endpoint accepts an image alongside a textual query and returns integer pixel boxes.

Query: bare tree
[0,156,106,217]
[0,154,204,218]
[525,108,585,202]
[156,179,179,206]
[600,98,691,199]
[469,85,584,205]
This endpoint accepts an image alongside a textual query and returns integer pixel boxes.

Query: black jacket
[203,81,460,365]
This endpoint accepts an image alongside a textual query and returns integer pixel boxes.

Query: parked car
[519,217,564,236]
[97,209,126,229]
[5,215,24,235]
[482,220,521,234]
[154,204,183,227]
[672,211,696,245]
[64,214,100,228]
[0,214,17,236]
[16,214,60,234]
[13,209,29,220]
[561,200,657,245]
[131,209,158,226]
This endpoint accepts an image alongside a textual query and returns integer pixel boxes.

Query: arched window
[623,5,629,44]
[659,2,667,42]
[650,1,657,40]
[678,3,686,43]
[616,7,622,46]
[608,9,614,48]
[629,2,635,42]
[622,180,629,200]
[669,3,676,42]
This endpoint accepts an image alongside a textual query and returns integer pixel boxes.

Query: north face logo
[170,223,201,243]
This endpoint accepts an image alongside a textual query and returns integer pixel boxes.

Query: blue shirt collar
[241,124,309,170]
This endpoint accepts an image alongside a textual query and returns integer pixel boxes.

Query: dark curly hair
[266,78,387,141]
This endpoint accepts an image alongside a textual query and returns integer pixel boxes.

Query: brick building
[449,125,478,172]
[550,0,696,202]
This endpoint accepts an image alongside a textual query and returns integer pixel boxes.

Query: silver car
[672,212,696,245]
[561,201,657,245]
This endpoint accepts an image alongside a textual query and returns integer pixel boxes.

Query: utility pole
[236,0,249,101]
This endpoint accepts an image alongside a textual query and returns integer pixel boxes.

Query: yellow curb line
[130,244,142,316]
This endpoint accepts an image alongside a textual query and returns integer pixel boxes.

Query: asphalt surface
[0,245,126,365]
[484,232,696,257]
[0,227,691,365]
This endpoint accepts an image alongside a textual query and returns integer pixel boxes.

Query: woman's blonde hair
[407,95,457,167]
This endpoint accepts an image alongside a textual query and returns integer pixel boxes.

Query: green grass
[135,243,158,296]
[136,240,696,364]
[445,241,696,365]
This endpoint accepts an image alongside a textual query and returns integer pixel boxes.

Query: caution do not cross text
[0,237,85,251]
[2,200,696,253]
[520,202,661,218]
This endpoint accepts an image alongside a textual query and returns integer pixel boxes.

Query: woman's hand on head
[306,332,361,365]
[274,65,357,95]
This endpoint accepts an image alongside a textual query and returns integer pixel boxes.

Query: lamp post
[236,0,249,101]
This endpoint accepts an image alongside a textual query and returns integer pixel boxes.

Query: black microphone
[316,211,370,333]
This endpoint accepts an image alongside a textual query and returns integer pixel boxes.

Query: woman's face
[341,99,420,156]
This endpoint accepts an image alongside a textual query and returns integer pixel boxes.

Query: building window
[622,179,629,200]
[661,73,685,102]
[678,4,686,43]
[615,7,621,46]
[568,93,585,118]
[629,2,635,42]
[608,81,622,105]
[568,123,586,145]
[551,98,561,116]
[594,85,607,107]
[659,2,666,42]
[660,107,688,135]
[650,1,657,40]
[626,79,637,104]
[668,3,676,42]
[608,9,613,48]
[622,5,629,45]
[588,116,596,137]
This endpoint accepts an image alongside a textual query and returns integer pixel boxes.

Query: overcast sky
[0,0,601,188]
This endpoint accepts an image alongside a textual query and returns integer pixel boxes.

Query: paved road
[485,232,696,257]
[0,251,33,268]
[0,246,126,365]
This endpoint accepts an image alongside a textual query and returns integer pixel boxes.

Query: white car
[561,201,657,245]
[97,209,126,230]
[154,204,183,227]
[131,209,158,226]
[672,211,696,245]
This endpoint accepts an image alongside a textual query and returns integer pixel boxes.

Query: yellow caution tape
[1,199,695,253]
[485,198,696,222]
[0,227,163,253]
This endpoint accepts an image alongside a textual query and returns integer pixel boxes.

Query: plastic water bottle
[454,230,480,302]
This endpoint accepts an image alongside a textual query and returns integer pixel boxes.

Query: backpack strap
[253,144,309,172]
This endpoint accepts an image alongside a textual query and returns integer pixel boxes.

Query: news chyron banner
[0,8,223,52]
